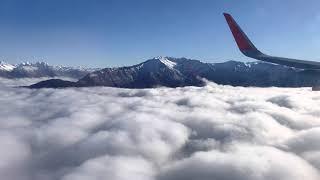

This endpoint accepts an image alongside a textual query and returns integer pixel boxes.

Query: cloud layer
[1,78,320,180]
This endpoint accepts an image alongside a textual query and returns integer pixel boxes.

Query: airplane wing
[223,13,320,69]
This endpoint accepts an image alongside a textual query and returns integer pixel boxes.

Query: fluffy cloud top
[0,78,320,180]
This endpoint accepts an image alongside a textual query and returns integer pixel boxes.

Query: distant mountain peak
[0,61,100,79]
[20,61,32,66]
[155,56,177,69]
[0,61,16,71]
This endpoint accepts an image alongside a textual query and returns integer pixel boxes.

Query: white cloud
[0,79,320,180]
[158,144,320,180]
[62,155,155,180]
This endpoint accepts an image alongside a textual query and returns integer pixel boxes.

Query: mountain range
[22,56,320,88]
[0,61,99,79]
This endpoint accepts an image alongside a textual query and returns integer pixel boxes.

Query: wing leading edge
[223,13,320,70]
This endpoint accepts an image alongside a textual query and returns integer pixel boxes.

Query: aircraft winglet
[223,13,320,69]
[223,13,260,55]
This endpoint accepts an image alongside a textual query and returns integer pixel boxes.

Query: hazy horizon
[0,56,243,68]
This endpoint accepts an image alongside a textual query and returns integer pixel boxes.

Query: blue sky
[1,0,320,67]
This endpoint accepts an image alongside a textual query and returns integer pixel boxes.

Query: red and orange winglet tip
[223,12,256,52]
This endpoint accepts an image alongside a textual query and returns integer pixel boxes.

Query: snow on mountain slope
[76,57,203,88]
[20,66,39,72]
[0,61,15,71]
[0,61,100,79]
[156,56,177,69]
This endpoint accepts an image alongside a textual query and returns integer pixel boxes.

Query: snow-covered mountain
[0,61,15,71]
[0,61,99,79]
[29,56,320,88]
[77,56,204,88]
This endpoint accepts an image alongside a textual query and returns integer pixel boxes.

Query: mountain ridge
[27,56,320,88]
[0,61,100,79]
